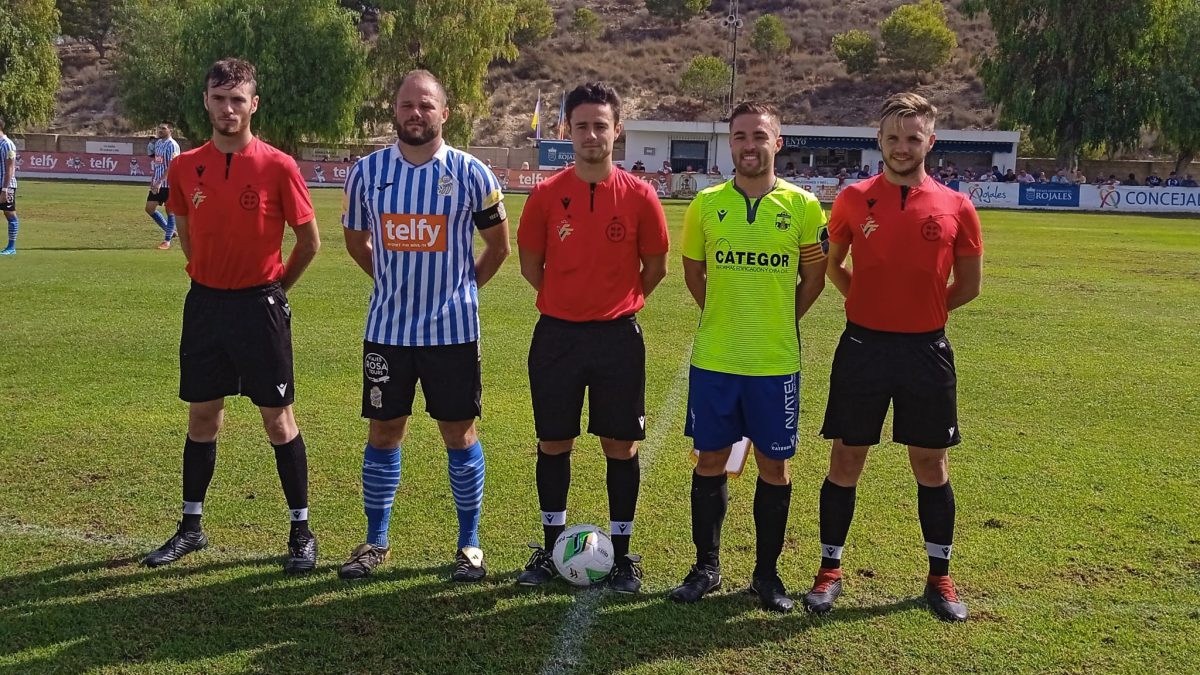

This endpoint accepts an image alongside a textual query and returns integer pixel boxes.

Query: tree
[57,0,118,58]
[963,0,1161,167]
[510,0,554,47]
[117,0,368,152]
[0,0,62,129]
[750,14,790,58]
[832,29,878,76]
[880,0,956,73]
[645,0,711,26]
[569,7,602,43]
[680,55,731,103]
[1155,0,1200,173]
[367,0,518,147]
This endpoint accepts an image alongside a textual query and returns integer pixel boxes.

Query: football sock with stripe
[606,453,640,558]
[690,471,728,569]
[753,478,792,578]
[819,477,857,569]
[272,434,311,537]
[181,437,217,532]
[362,444,401,548]
[918,481,955,576]
[447,440,485,549]
[536,447,570,550]
[150,210,168,233]
[164,214,177,240]
[4,214,17,248]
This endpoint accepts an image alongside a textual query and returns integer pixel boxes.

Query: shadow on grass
[0,552,925,674]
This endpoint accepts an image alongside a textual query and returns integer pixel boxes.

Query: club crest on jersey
[605,218,626,242]
[860,215,880,238]
[437,174,455,196]
[557,219,574,241]
[774,211,791,231]
[191,188,207,209]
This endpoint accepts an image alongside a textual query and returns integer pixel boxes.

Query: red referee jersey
[166,138,315,290]
[518,168,669,322]
[829,175,983,333]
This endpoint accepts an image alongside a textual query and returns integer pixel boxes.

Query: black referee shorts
[528,314,646,442]
[361,341,482,422]
[820,321,961,449]
[179,281,295,408]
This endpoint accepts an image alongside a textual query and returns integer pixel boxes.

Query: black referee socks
[918,480,955,576]
[819,478,857,569]
[606,454,640,558]
[181,437,217,532]
[272,434,310,536]
[536,447,571,550]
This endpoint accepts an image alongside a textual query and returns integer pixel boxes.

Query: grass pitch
[0,180,1197,674]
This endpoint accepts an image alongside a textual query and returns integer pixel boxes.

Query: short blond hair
[879,92,937,131]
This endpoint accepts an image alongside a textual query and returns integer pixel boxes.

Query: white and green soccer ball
[552,524,614,586]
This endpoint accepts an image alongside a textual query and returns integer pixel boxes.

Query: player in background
[514,83,669,592]
[339,70,510,583]
[147,122,180,249]
[144,58,322,574]
[803,92,983,623]
[670,102,827,613]
[0,118,19,255]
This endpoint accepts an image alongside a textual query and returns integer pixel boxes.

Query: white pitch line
[540,353,692,675]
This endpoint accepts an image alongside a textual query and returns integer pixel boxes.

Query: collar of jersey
[203,137,260,157]
[392,140,451,169]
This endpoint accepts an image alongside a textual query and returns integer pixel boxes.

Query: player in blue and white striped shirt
[146,122,180,250]
[339,70,510,582]
[0,117,19,255]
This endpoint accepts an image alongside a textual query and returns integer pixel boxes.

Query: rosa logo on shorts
[381,213,448,252]
[365,353,390,383]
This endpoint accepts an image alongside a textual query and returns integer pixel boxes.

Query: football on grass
[552,524,614,586]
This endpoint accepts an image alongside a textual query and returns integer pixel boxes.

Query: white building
[621,120,1020,177]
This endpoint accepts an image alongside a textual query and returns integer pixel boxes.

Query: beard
[398,120,439,146]
[736,151,772,178]
[883,154,925,177]
[576,144,609,164]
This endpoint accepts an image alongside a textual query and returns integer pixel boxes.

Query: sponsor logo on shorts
[276,383,288,397]
[380,213,447,252]
[369,386,383,409]
[365,353,390,383]
[783,375,797,431]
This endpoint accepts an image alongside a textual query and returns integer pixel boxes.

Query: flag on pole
[531,93,542,138]
[557,91,567,140]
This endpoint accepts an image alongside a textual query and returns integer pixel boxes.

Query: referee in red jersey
[144,58,322,574]
[803,93,982,622]
[515,83,670,592]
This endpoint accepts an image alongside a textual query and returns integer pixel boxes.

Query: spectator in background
[1003,169,1017,182]
[685,164,696,173]
[784,161,797,177]
[991,166,1003,182]
[632,160,645,172]
[1165,172,1181,187]
[521,161,530,170]
[1036,171,1049,183]
[977,170,992,183]
[1182,174,1198,187]
[1071,169,1087,184]
[1127,173,1138,185]
[1016,170,1034,184]
[1107,174,1121,185]
[709,164,721,175]
[1145,173,1162,187]
[856,165,870,179]
[877,160,885,175]
[661,160,672,174]
[1050,170,1067,184]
